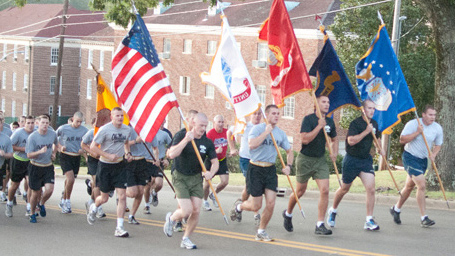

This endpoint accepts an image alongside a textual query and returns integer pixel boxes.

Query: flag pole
[360,107,401,195]
[310,91,342,187]
[413,111,449,209]
[177,107,230,224]
[141,141,176,195]
[260,109,306,219]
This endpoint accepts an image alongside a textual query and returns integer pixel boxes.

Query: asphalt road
[1,175,454,256]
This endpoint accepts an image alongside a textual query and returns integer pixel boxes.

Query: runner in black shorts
[87,107,132,237]
[56,111,88,213]
[25,115,58,223]
[0,112,12,202]
[229,105,293,242]
[5,115,34,217]
[327,100,384,231]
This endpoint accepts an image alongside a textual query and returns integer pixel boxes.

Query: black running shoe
[85,179,92,196]
[389,206,401,224]
[282,210,293,232]
[421,216,435,228]
[315,224,332,235]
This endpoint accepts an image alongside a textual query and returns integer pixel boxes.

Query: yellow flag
[95,74,130,134]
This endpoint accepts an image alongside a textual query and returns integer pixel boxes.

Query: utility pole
[52,0,69,128]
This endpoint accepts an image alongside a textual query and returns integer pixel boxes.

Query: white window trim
[205,84,214,99]
[87,79,92,99]
[51,47,58,66]
[99,50,104,71]
[12,73,16,91]
[183,39,192,54]
[88,50,93,69]
[179,76,190,95]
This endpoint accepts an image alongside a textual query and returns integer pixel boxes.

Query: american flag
[112,14,178,142]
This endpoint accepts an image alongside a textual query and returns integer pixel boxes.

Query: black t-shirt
[346,117,380,159]
[171,129,217,176]
[300,113,337,158]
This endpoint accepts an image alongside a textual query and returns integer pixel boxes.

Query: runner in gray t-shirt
[56,112,88,213]
[5,116,34,217]
[87,107,133,237]
[25,115,58,223]
[229,105,293,242]
[0,113,12,202]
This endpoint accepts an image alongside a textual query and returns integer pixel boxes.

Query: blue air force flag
[356,24,416,134]
[309,36,361,117]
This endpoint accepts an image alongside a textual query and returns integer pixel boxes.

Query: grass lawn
[64,166,454,201]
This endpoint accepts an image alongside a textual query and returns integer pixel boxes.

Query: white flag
[200,16,261,122]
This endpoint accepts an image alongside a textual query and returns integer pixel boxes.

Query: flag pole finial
[377,11,385,25]
[131,0,138,14]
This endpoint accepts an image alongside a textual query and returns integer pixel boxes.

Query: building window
[1,98,5,112]
[13,44,18,60]
[99,51,104,71]
[78,48,81,67]
[2,44,7,59]
[2,71,6,89]
[87,79,92,99]
[48,105,61,116]
[50,76,62,95]
[88,50,93,69]
[207,40,217,55]
[11,100,15,117]
[205,84,214,99]
[256,85,266,105]
[23,74,28,92]
[257,43,268,61]
[283,96,295,118]
[163,38,171,53]
[12,73,16,91]
[179,76,190,95]
[51,47,59,66]
[24,46,29,62]
[22,103,27,116]
[183,39,192,54]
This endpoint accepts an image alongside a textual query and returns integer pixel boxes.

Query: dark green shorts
[172,171,203,199]
[296,153,329,183]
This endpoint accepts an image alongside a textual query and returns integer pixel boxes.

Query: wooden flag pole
[413,111,449,209]
[260,109,306,219]
[177,108,229,224]
[360,107,401,195]
[310,92,342,187]
[141,142,175,195]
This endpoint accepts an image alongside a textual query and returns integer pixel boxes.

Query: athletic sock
[366,216,373,222]
[331,207,337,213]
[236,204,242,212]
[129,215,133,219]
[145,202,150,207]
[6,200,13,206]
[26,203,31,210]
[394,204,401,213]
[316,221,324,227]
[257,229,265,234]
[117,218,124,228]
[89,203,98,213]
[421,215,428,221]
[88,199,94,205]
[285,211,293,217]
[152,190,157,196]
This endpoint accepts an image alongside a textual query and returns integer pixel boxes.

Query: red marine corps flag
[258,0,312,107]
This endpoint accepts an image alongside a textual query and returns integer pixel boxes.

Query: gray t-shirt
[238,122,256,159]
[57,124,88,154]
[144,140,158,161]
[10,127,33,160]
[1,126,12,137]
[82,129,94,145]
[129,126,147,157]
[151,129,172,159]
[93,123,131,162]
[0,133,13,166]
[402,118,443,159]
[25,130,58,164]
[249,123,290,163]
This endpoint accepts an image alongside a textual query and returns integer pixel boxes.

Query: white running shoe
[208,193,218,208]
[163,212,174,237]
[114,226,129,237]
[5,204,13,217]
[180,237,197,249]
[202,201,212,211]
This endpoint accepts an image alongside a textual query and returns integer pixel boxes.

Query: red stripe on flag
[111,46,129,70]
[143,102,175,142]
[131,86,170,131]
[114,52,143,88]
[118,62,163,104]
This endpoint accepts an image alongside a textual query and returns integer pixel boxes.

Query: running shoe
[229,199,242,222]
[364,218,380,231]
[254,213,261,227]
[390,206,401,224]
[61,203,69,214]
[151,190,159,207]
[421,216,435,228]
[128,215,140,225]
[114,226,129,238]
[327,208,337,228]
[255,231,274,242]
[108,190,114,198]
[144,206,151,214]
[29,214,37,223]
[22,193,27,202]
[282,210,293,232]
[39,204,46,217]
[25,209,31,216]
[85,179,92,196]
[163,212,174,237]
[202,200,212,211]
[87,204,96,225]
[125,207,130,212]
[0,193,7,202]
[96,207,106,218]
[85,201,90,214]
[180,237,197,249]
[66,201,72,213]
[5,204,13,217]
[315,223,332,235]
[174,221,184,232]
[208,192,218,208]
